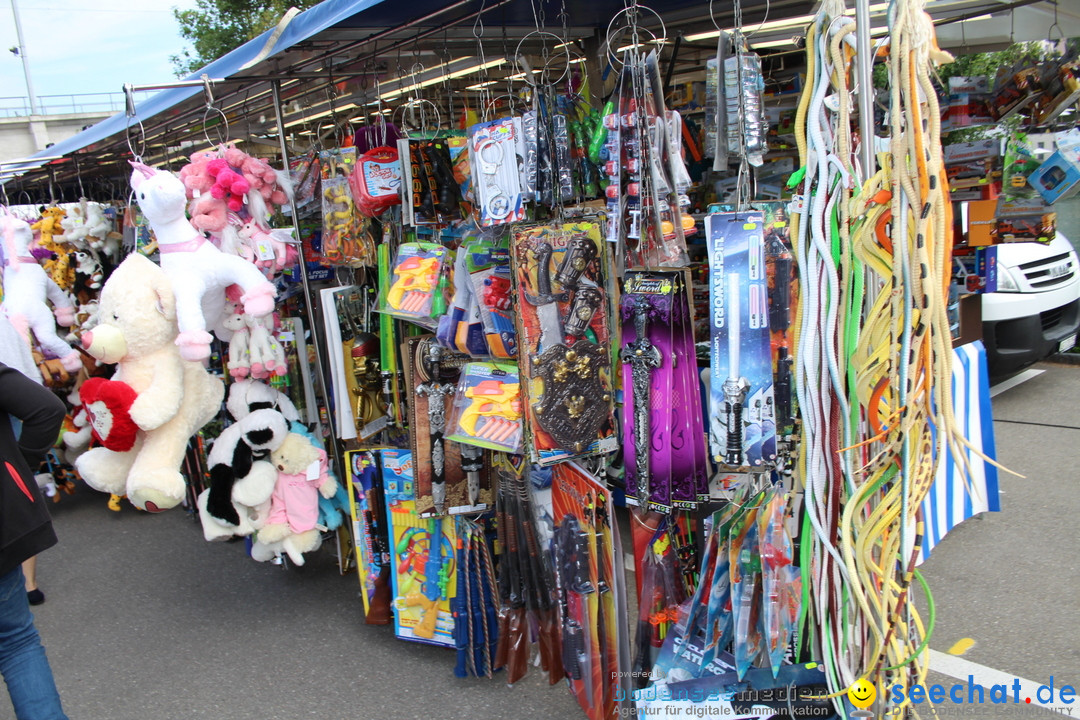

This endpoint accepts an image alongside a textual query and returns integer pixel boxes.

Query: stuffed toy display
[197,407,289,540]
[1,213,83,374]
[250,432,338,566]
[178,145,294,274]
[221,296,287,380]
[76,253,224,511]
[129,162,277,362]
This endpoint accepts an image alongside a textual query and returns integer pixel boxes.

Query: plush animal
[221,300,286,380]
[74,250,103,291]
[61,385,93,464]
[75,253,224,511]
[207,158,250,212]
[237,220,289,271]
[60,205,90,245]
[226,378,301,427]
[222,146,290,209]
[1,214,83,373]
[129,162,276,362]
[251,432,337,566]
[84,202,113,248]
[31,206,66,247]
[197,408,289,539]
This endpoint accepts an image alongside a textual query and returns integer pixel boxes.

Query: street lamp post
[10,0,39,115]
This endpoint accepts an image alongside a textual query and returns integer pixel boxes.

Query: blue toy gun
[403,519,449,640]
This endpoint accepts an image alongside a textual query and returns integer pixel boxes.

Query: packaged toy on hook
[446,361,523,454]
[380,242,449,328]
[468,117,526,226]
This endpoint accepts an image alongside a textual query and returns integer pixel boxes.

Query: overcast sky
[1,0,199,107]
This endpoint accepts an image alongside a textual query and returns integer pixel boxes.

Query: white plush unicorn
[129,162,276,362]
[1,213,83,373]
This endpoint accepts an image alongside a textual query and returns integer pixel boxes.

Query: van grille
[1041,305,1066,331]
[1018,252,1075,289]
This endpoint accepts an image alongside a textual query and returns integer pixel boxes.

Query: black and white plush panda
[199,408,288,536]
[226,379,302,427]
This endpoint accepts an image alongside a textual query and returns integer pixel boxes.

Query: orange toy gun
[460,379,522,443]
[387,255,440,311]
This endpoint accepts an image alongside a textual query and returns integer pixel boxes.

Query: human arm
[0,363,66,467]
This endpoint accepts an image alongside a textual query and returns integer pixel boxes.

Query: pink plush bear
[224,147,289,208]
[207,158,249,212]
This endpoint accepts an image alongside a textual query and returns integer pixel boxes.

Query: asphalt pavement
[6,362,1078,720]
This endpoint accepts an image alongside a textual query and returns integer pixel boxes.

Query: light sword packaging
[706,212,777,469]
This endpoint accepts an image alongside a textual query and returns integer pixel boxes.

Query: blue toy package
[466,235,517,359]
[380,449,458,648]
[706,212,777,470]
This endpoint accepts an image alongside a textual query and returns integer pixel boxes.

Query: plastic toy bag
[379,242,448,328]
[446,361,523,453]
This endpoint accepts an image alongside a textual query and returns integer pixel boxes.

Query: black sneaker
[26,589,44,606]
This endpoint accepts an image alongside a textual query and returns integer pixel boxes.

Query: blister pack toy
[620,270,709,513]
[380,242,448,328]
[511,222,618,466]
[468,117,526,226]
[446,361,523,454]
[706,211,777,470]
[465,232,517,359]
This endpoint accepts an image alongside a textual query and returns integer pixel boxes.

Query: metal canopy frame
[1,0,1032,196]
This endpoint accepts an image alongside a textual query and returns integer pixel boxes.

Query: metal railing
[0,91,154,118]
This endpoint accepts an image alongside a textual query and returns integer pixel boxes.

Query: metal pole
[10,0,38,114]
[271,79,344,474]
[855,0,875,178]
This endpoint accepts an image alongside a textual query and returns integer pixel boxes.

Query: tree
[171,0,322,77]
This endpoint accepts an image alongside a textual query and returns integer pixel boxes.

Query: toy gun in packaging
[447,363,523,453]
[402,518,451,639]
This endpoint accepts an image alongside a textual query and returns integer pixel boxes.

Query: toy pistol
[387,255,439,311]
[403,519,450,640]
[460,379,522,443]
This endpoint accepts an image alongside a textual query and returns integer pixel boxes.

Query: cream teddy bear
[76,253,224,511]
[251,432,337,566]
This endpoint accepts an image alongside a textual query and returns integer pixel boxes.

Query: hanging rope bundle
[789,0,1012,714]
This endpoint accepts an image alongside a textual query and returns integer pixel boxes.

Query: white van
[963,234,1080,378]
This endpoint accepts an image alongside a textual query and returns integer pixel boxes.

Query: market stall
[2,0,1075,717]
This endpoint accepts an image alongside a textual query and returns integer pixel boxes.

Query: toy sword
[416,339,455,514]
[722,273,750,466]
[523,243,567,353]
[620,295,663,505]
[460,443,483,508]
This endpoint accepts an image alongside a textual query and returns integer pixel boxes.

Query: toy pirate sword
[620,295,663,504]
[416,339,456,514]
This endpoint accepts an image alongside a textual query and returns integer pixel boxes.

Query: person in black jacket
[0,362,68,720]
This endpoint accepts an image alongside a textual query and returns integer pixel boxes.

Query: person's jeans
[0,567,66,720]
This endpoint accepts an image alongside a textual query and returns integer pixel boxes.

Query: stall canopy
[2,0,1048,195]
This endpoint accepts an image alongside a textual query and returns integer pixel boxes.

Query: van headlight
[996,265,1021,292]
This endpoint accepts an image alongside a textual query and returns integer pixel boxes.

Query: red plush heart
[79,378,139,452]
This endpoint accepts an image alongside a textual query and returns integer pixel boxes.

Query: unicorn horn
[129,161,157,179]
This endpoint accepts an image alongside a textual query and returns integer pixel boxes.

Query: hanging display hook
[394,97,441,137]
[514,30,572,88]
[123,82,146,162]
[201,73,229,148]
[604,4,666,69]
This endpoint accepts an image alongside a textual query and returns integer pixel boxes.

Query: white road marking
[990,369,1045,398]
[928,649,1076,716]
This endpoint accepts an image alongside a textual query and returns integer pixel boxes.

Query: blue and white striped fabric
[916,341,1001,565]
